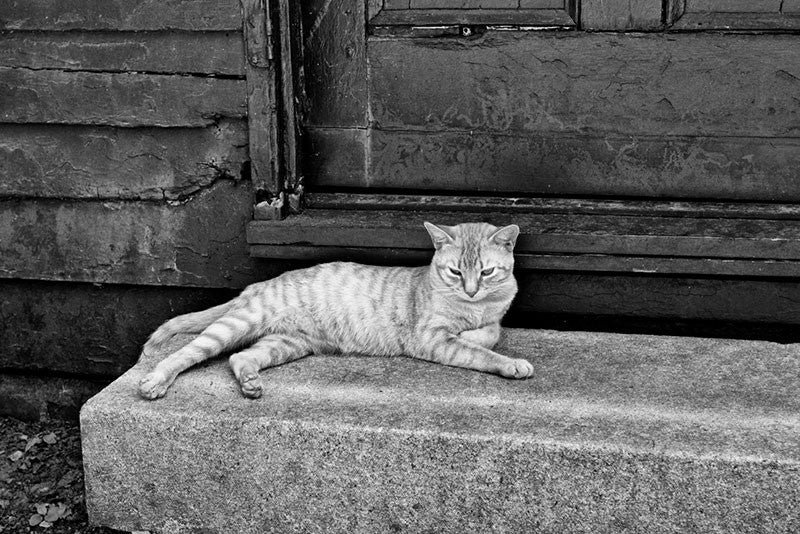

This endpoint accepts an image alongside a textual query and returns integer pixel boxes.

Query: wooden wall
[0,0,291,388]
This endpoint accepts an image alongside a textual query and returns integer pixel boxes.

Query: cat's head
[423,221,519,301]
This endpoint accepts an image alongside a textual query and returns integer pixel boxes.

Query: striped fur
[138,221,533,399]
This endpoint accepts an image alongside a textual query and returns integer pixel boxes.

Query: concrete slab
[81,329,800,533]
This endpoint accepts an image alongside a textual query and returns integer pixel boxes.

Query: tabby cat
[138,221,533,400]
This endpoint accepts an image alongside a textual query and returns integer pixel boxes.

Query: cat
[138,221,533,400]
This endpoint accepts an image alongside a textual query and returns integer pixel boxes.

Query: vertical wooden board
[0,182,270,288]
[368,33,800,137]
[303,0,369,127]
[242,0,281,198]
[0,32,246,76]
[0,68,247,127]
[304,127,368,186]
[349,129,800,200]
[0,0,242,31]
[581,0,663,30]
[0,280,240,377]
[0,121,249,200]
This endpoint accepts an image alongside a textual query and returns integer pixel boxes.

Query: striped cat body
[138,222,533,400]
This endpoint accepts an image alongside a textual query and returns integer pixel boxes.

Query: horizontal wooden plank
[410,0,518,8]
[308,127,800,201]
[0,280,239,377]
[0,68,246,127]
[370,8,576,26]
[304,193,800,220]
[250,245,800,277]
[0,121,248,200]
[0,182,270,288]
[0,31,246,76]
[247,209,800,261]
[670,12,800,29]
[0,0,242,31]
[686,0,780,13]
[517,272,800,324]
[368,32,800,137]
[580,0,663,30]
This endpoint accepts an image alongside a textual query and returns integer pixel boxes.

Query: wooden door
[248,0,800,331]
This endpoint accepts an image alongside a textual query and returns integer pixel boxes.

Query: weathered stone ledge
[81,329,800,533]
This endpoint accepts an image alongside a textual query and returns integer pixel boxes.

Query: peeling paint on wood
[0,31,246,76]
[0,68,247,127]
[0,121,249,200]
[309,127,800,201]
[0,0,242,31]
[241,0,281,199]
[368,32,800,137]
[0,182,267,288]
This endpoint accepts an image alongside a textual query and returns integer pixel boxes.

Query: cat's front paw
[239,372,263,399]
[138,371,172,400]
[500,358,534,379]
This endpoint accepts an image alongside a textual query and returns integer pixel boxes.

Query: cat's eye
[448,267,462,277]
[481,267,495,277]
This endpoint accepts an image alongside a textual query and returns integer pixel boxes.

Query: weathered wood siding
[0,1,263,289]
[0,1,277,380]
[302,3,800,201]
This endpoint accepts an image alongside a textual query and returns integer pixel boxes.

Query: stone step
[80,329,800,533]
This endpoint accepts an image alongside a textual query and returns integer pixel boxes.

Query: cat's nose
[464,286,478,298]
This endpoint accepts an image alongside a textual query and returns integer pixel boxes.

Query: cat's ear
[423,222,456,250]
[489,224,520,252]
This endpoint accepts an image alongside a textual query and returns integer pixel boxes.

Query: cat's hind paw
[239,372,264,399]
[138,371,172,400]
[500,358,534,379]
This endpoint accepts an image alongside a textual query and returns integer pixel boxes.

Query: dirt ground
[0,417,122,534]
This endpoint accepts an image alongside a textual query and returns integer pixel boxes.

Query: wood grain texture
[686,0,780,12]
[581,0,663,30]
[368,32,800,137]
[304,192,800,220]
[247,209,800,261]
[242,0,281,198]
[369,8,576,25]
[249,245,800,277]
[670,12,800,29]
[303,0,369,127]
[0,0,242,31]
[0,182,264,288]
[0,280,240,377]
[311,127,800,201]
[0,121,248,200]
[0,68,247,127]
[0,31,246,76]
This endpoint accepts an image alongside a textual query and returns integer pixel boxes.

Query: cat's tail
[141,301,236,358]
